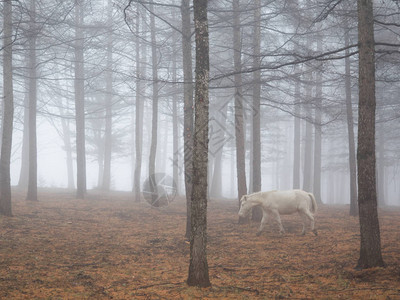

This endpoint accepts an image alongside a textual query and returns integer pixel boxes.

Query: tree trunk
[181,0,194,240]
[302,72,313,193]
[134,2,144,202]
[252,0,261,194]
[102,0,113,191]
[356,0,384,269]
[377,124,385,206]
[60,110,75,190]
[26,0,38,202]
[172,42,179,194]
[148,0,159,201]
[313,36,322,204]
[0,0,14,216]
[187,0,211,288]
[74,0,87,199]
[233,0,247,213]
[210,103,227,198]
[293,74,301,189]
[18,68,30,189]
[344,20,358,216]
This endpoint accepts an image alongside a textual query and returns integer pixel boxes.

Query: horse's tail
[308,193,317,214]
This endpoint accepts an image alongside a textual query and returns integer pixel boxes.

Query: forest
[0,0,400,298]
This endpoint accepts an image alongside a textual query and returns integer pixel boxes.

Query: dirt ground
[0,189,399,299]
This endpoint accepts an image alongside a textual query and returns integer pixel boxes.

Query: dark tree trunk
[344,19,358,216]
[74,0,87,199]
[187,0,211,288]
[26,0,38,202]
[233,0,247,214]
[181,0,194,240]
[0,0,14,216]
[356,0,384,270]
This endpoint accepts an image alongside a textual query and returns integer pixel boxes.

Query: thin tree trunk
[172,42,179,194]
[187,0,211,288]
[377,124,385,206]
[302,71,313,193]
[148,0,159,201]
[60,109,75,189]
[102,1,113,191]
[313,36,322,204]
[181,0,194,240]
[233,0,247,213]
[26,0,38,202]
[134,2,144,202]
[356,0,384,269]
[344,21,358,216]
[293,72,301,189]
[252,0,261,194]
[18,70,29,189]
[74,0,86,198]
[0,0,14,216]
[210,104,227,198]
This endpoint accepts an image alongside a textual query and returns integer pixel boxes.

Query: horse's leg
[270,209,285,234]
[256,209,268,236]
[299,212,307,235]
[303,210,318,236]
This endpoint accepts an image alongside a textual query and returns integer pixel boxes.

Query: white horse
[238,189,318,236]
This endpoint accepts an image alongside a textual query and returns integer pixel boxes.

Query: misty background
[1,0,400,205]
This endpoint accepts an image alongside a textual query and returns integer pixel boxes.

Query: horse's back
[263,190,313,214]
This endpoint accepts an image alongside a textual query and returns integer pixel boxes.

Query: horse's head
[238,195,250,217]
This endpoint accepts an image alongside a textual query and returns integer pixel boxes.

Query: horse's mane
[247,190,277,199]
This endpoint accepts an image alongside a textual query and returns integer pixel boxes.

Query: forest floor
[0,189,399,299]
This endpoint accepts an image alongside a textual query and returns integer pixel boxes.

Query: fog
[2,0,400,206]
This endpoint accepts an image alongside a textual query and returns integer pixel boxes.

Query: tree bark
[0,0,14,216]
[74,0,87,199]
[26,0,38,202]
[232,0,247,214]
[356,0,385,269]
[187,0,211,288]
[344,19,358,216]
[181,0,194,240]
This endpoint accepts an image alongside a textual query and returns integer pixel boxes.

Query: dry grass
[0,189,399,299]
